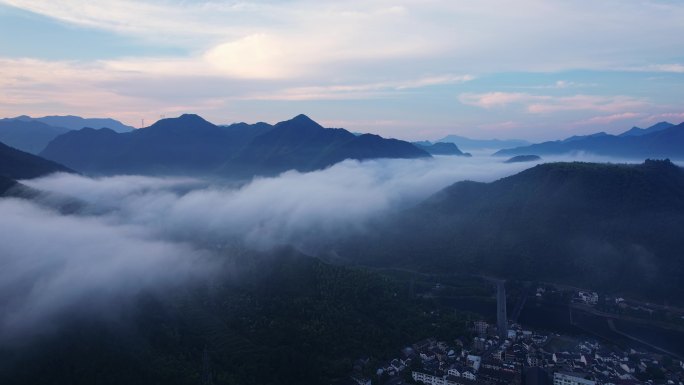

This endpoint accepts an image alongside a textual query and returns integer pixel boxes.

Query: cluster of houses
[347,318,684,385]
[407,337,497,385]
[345,282,684,385]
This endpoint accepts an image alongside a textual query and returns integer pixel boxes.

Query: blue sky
[1,0,683,141]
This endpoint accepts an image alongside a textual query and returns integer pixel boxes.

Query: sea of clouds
[0,154,638,341]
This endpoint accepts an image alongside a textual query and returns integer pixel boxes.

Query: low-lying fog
[0,154,640,341]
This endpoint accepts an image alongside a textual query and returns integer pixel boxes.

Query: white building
[578,291,599,305]
[462,371,476,380]
[412,371,475,385]
[553,372,596,385]
[466,355,481,372]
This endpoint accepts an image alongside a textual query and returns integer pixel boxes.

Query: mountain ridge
[0,140,74,196]
[7,114,134,133]
[619,121,674,137]
[494,121,684,159]
[437,134,530,151]
[413,141,472,156]
[41,113,430,177]
[0,140,74,180]
[0,115,133,154]
[344,159,684,301]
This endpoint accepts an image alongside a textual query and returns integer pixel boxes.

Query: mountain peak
[148,114,216,131]
[287,114,319,125]
[292,113,314,122]
[177,113,209,123]
[563,132,609,142]
[650,121,673,129]
[620,121,674,137]
[275,114,324,131]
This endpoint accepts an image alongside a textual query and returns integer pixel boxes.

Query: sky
[0,0,683,141]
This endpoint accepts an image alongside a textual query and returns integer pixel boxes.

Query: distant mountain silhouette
[0,140,73,180]
[495,121,684,159]
[0,140,73,195]
[8,115,134,133]
[413,141,471,156]
[504,154,540,163]
[0,119,70,154]
[347,159,684,301]
[619,121,674,137]
[437,135,530,151]
[0,115,133,154]
[41,114,430,177]
[561,131,610,143]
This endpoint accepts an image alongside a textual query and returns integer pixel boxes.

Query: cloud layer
[22,156,542,249]
[0,198,214,343]
[0,154,652,342]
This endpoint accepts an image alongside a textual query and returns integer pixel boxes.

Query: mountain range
[343,159,684,301]
[40,114,430,177]
[413,141,471,156]
[7,115,134,133]
[495,121,684,159]
[0,115,133,154]
[0,120,70,154]
[619,121,674,137]
[5,111,684,300]
[436,135,530,151]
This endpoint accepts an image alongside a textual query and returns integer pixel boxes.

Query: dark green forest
[0,253,470,385]
[341,160,684,303]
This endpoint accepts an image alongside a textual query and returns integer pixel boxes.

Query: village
[345,286,684,385]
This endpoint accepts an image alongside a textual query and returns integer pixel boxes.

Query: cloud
[574,112,644,126]
[4,0,684,78]
[246,74,475,100]
[459,92,649,114]
[459,92,533,109]
[625,63,684,73]
[0,198,214,343]
[1,1,683,142]
[1,1,684,139]
[22,154,643,252]
[0,0,246,40]
[204,34,297,79]
[0,57,472,126]
[524,80,597,89]
[203,29,434,80]
[526,95,649,114]
[0,58,220,122]
[22,157,540,250]
[641,112,684,125]
[2,153,650,341]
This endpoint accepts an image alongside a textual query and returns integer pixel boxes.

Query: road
[606,319,684,360]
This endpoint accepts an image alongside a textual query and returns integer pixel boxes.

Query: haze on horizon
[1,0,683,141]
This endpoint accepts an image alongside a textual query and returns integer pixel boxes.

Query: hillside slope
[0,120,70,154]
[346,160,684,301]
[0,141,73,180]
